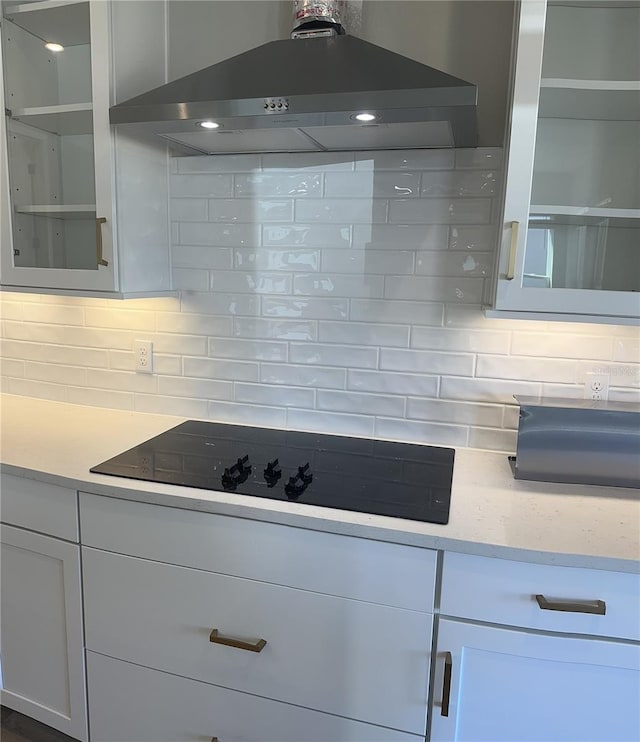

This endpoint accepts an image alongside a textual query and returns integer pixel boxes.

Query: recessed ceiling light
[45,42,64,52]
[354,113,376,122]
[199,121,220,129]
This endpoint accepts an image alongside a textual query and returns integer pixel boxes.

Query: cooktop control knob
[264,458,282,488]
[221,467,237,491]
[221,454,252,491]
[284,462,313,500]
[298,462,313,484]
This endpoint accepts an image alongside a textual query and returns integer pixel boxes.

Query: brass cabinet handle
[441,651,452,717]
[506,220,519,280]
[209,628,267,653]
[96,217,108,267]
[535,594,606,615]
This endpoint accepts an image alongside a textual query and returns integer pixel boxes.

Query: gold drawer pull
[535,594,606,615]
[506,220,519,280]
[209,628,267,653]
[96,217,108,267]
[441,651,452,717]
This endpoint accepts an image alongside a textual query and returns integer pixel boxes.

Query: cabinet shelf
[15,204,96,219]
[531,205,640,218]
[4,0,90,46]
[9,103,93,135]
[530,205,640,229]
[539,79,640,120]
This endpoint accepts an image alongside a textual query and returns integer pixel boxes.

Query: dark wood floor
[1,708,78,742]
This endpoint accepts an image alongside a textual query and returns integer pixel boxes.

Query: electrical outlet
[584,372,610,401]
[134,340,153,374]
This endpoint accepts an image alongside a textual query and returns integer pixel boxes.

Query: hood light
[199,121,220,129]
[354,113,377,122]
[45,42,64,52]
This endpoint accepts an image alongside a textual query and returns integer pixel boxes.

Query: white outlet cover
[583,372,610,401]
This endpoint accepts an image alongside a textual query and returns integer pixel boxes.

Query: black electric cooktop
[91,421,455,524]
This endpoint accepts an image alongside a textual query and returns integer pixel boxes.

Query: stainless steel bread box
[511,396,640,488]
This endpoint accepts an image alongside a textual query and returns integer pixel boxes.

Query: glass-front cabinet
[0,0,116,291]
[494,0,640,322]
[0,0,172,296]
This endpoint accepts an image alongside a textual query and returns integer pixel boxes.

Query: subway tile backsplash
[2,147,639,453]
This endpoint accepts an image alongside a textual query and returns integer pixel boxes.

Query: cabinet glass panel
[524,1,640,293]
[2,1,99,270]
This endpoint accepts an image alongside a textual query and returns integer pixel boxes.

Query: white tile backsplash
[319,321,410,348]
[321,249,415,275]
[317,389,405,417]
[234,382,315,408]
[262,297,349,320]
[234,248,320,272]
[325,171,421,198]
[348,369,438,397]
[210,271,292,295]
[260,363,346,389]
[233,317,317,342]
[387,198,492,224]
[2,146,638,454]
[172,174,233,197]
[207,198,293,223]
[172,245,233,269]
[295,198,388,224]
[289,342,378,369]
[179,222,261,247]
[208,337,288,363]
[380,349,475,376]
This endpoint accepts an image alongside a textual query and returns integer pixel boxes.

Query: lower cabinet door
[87,651,422,742]
[0,525,87,741]
[431,618,640,742]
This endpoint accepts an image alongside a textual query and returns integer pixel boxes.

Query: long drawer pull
[535,594,606,615]
[209,628,267,653]
[441,651,452,717]
[211,737,218,742]
[506,220,519,280]
[95,217,108,267]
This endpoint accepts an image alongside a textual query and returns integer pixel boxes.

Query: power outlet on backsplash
[583,372,610,401]
[134,340,153,375]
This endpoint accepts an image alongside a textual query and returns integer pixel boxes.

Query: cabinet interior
[2,2,98,270]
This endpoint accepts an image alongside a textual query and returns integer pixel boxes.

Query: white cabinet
[0,525,87,741]
[79,493,436,741]
[493,0,640,323]
[431,552,640,742]
[0,0,172,296]
[0,475,86,740]
[431,618,640,742]
[87,651,420,742]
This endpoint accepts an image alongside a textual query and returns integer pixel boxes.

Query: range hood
[109,5,478,155]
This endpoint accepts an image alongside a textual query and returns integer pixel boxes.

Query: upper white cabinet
[493,0,640,323]
[0,0,172,296]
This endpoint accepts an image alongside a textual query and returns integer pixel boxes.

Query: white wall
[1,146,638,454]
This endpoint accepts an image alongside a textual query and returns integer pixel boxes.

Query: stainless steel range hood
[109,28,478,154]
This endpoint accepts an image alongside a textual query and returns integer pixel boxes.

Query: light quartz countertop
[1,394,638,573]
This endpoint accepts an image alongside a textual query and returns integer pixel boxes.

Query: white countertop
[1,394,638,573]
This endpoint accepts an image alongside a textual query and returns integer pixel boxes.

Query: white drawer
[87,652,421,742]
[1,474,78,542]
[441,552,640,641]
[79,492,436,612]
[83,547,433,735]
